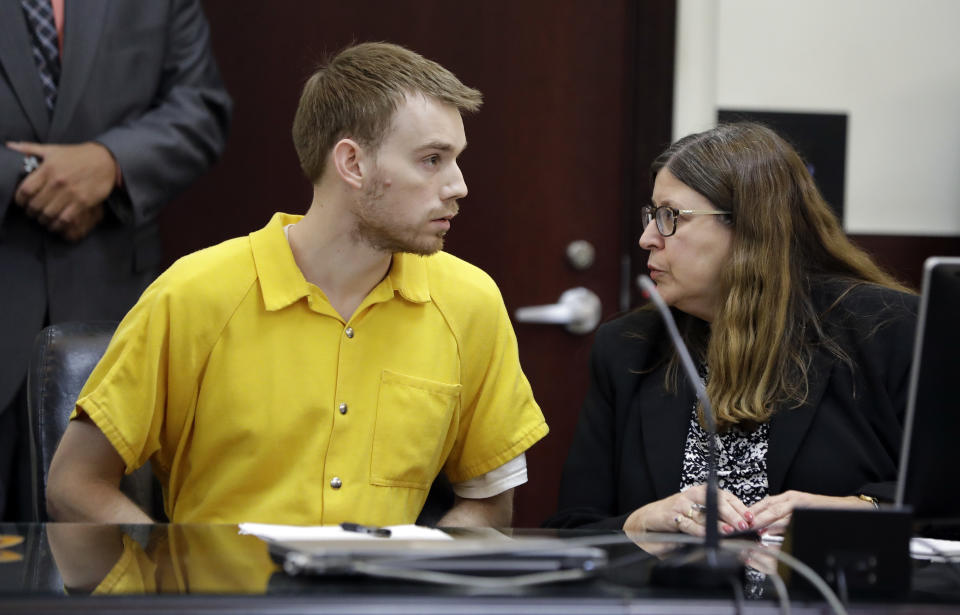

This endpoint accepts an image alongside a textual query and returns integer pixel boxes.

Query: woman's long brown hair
[650,122,911,428]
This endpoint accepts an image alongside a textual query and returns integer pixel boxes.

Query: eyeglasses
[640,204,732,237]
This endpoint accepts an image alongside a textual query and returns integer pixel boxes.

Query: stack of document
[239,523,452,542]
[238,523,608,578]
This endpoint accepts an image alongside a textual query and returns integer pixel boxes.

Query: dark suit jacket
[0,0,232,412]
[547,281,918,529]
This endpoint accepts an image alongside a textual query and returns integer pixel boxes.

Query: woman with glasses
[547,122,916,536]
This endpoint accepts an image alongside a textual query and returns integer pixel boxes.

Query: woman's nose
[638,218,663,251]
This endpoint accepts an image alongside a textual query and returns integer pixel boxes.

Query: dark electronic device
[782,256,960,597]
[895,257,960,530]
[780,507,912,599]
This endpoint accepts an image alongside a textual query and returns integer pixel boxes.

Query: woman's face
[639,168,734,322]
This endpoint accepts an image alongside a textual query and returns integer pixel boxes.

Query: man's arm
[7,0,232,238]
[436,489,514,528]
[4,1,230,242]
[47,523,126,593]
[94,0,232,227]
[46,415,153,523]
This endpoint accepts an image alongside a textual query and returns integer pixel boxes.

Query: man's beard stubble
[353,178,457,256]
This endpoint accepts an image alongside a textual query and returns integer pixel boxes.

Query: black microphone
[637,275,744,588]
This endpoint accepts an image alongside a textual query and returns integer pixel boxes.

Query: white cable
[349,561,593,589]
[765,566,792,615]
[722,539,848,615]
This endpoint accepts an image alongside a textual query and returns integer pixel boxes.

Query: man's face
[351,93,468,256]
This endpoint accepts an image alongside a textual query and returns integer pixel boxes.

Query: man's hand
[61,200,106,241]
[7,141,117,241]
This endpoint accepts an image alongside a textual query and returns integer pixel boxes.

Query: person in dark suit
[0,0,232,519]
[547,122,916,536]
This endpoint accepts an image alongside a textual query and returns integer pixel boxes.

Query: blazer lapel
[640,367,696,499]
[767,346,835,494]
[0,0,50,138]
[48,0,108,139]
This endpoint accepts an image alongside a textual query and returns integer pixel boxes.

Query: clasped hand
[8,141,117,241]
[623,485,873,537]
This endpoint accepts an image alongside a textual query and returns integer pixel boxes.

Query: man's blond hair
[292,42,482,183]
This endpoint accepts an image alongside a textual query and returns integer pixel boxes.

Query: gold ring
[686,505,699,520]
[674,515,683,527]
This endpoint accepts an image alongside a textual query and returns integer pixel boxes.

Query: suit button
[345,327,354,338]
[339,402,348,415]
[330,477,342,489]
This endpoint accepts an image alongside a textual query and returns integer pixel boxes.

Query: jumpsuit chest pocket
[370,370,462,489]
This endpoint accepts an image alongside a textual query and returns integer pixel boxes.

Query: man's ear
[331,138,368,189]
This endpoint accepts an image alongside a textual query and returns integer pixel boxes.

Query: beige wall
[674,0,960,236]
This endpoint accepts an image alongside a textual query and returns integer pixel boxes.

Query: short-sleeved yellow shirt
[75,212,548,525]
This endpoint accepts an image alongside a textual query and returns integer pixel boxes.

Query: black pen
[340,522,392,538]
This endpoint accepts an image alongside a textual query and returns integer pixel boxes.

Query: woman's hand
[746,491,874,536]
[622,484,753,536]
[741,540,781,576]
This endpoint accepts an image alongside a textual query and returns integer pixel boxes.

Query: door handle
[514,287,602,334]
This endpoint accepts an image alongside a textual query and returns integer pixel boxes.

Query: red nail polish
[738,521,748,531]
[722,524,733,534]
[745,511,754,522]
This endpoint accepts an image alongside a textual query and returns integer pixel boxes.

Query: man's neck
[287,199,392,321]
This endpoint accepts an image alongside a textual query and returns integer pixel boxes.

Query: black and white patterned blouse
[679,398,770,507]
[678,386,772,597]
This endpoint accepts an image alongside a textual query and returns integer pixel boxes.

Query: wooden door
[165,0,675,526]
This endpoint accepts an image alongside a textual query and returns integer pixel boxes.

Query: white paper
[910,537,960,561]
[238,522,453,542]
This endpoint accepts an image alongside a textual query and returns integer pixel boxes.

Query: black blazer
[547,281,917,529]
[0,0,232,413]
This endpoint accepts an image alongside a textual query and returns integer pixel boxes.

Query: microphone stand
[637,276,745,589]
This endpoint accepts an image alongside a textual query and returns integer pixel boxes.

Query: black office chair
[25,321,164,522]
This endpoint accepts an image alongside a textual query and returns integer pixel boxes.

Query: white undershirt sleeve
[450,453,528,499]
